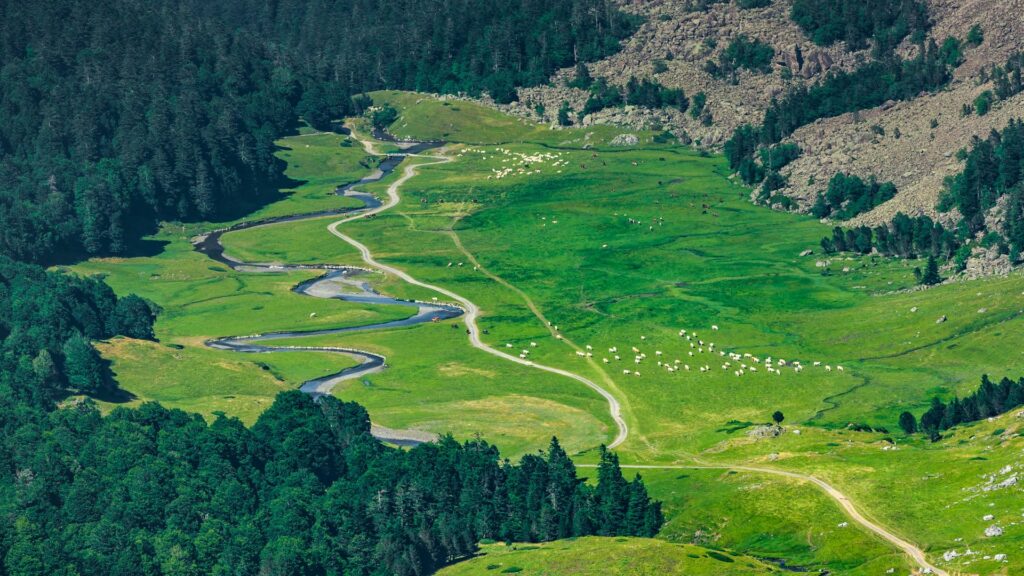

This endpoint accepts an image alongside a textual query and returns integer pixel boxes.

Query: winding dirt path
[325,148,629,448]
[594,462,947,576]
[324,136,948,574]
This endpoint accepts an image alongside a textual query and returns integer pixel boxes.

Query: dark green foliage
[810,173,897,220]
[822,213,959,260]
[724,39,954,185]
[625,77,689,112]
[736,0,771,8]
[919,255,941,285]
[690,92,708,119]
[0,391,662,576]
[581,77,688,115]
[758,143,802,171]
[0,0,636,265]
[0,256,155,405]
[790,0,929,52]
[0,261,660,576]
[913,374,1024,435]
[569,63,595,90]
[898,411,918,433]
[772,411,784,424]
[371,105,400,130]
[967,24,984,47]
[985,52,1024,103]
[760,43,953,144]
[558,102,574,126]
[974,91,994,116]
[707,35,775,78]
[583,79,625,115]
[940,119,1024,255]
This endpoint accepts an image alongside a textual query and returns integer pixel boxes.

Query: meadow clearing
[72,94,1024,574]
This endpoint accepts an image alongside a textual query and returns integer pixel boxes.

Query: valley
[69,93,1024,575]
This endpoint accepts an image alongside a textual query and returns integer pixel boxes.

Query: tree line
[938,119,1024,262]
[0,387,662,575]
[723,35,957,203]
[790,0,929,53]
[0,0,636,265]
[573,69,689,119]
[899,374,1024,439]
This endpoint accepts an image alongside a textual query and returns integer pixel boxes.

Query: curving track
[197,130,942,573]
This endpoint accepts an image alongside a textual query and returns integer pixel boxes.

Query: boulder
[985,525,1003,537]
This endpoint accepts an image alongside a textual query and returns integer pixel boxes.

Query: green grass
[369,90,664,147]
[437,537,790,575]
[71,94,1024,573]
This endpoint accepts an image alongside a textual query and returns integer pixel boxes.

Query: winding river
[194,136,460,446]
[189,128,947,574]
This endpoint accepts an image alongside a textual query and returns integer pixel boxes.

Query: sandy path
[325,149,629,448]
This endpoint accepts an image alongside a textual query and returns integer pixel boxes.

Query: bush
[974,90,994,115]
[967,24,984,47]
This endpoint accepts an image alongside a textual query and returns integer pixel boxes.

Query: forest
[790,0,929,53]
[820,213,959,261]
[0,1,661,573]
[939,119,1024,261]
[902,374,1024,437]
[0,0,635,265]
[0,261,661,575]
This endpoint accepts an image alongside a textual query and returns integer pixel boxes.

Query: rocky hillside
[495,0,1024,227]
[785,0,1024,226]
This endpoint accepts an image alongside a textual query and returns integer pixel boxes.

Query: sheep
[837,366,845,372]
[614,355,621,360]
[712,325,719,331]
[655,350,663,356]
[505,343,513,348]
[585,345,593,350]
[632,346,640,353]
[576,351,586,357]
[530,342,538,347]
[825,365,832,372]
[813,361,821,367]
[623,369,631,375]
[634,371,641,377]
[309,312,317,318]
[603,358,609,363]
[640,335,647,340]
[684,365,690,371]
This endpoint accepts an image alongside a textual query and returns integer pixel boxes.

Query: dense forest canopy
[0,389,662,576]
[0,0,636,265]
[790,0,929,52]
[0,2,660,574]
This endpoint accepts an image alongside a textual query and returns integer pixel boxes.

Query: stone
[985,525,1003,537]
[609,133,640,147]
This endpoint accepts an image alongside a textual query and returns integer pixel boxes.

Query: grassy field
[436,537,791,575]
[71,94,1024,574]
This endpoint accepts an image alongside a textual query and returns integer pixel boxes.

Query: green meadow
[71,93,1024,574]
[436,537,791,575]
